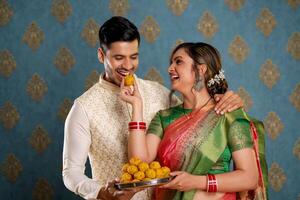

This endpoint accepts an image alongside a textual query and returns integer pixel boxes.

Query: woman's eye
[176,60,182,64]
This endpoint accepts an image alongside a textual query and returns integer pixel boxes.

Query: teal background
[0,0,299,199]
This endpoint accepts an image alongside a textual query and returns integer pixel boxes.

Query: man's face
[98,40,139,86]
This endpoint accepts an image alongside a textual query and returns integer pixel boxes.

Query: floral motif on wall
[0,0,13,26]
[0,101,20,130]
[166,0,189,16]
[224,0,245,12]
[85,70,100,91]
[289,83,300,112]
[54,47,75,75]
[237,87,253,111]
[109,0,129,16]
[197,11,219,39]
[293,138,300,160]
[26,74,48,102]
[287,0,300,9]
[269,163,287,192]
[264,111,284,140]
[32,178,54,200]
[29,125,51,154]
[51,0,72,23]
[140,16,160,43]
[1,153,23,182]
[57,98,73,122]
[228,35,250,64]
[287,32,300,60]
[174,39,184,49]
[81,18,99,47]
[144,67,164,85]
[259,59,280,89]
[256,8,277,37]
[0,50,16,78]
[22,22,44,51]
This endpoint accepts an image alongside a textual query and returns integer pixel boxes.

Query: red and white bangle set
[207,174,218,193]
[128,121,146,130]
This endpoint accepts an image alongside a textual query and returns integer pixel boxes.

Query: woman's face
[168,48,196,93]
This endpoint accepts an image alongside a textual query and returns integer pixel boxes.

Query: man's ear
[98,48,105,63]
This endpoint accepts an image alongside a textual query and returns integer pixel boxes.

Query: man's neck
[103,73,120,87]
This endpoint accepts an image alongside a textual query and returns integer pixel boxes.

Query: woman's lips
[170,74,179,81]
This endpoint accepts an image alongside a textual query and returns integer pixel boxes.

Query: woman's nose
[168,64,174,73]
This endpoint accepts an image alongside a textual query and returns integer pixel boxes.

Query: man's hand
[97,180,136,200]
[214,90,244,115]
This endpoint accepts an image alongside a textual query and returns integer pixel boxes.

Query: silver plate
[114,176,175,190]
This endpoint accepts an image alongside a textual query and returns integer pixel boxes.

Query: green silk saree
[147,105,268,200]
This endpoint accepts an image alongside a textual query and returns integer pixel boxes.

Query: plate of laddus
[115,157,174,190]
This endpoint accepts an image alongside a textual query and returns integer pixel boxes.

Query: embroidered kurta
[63,74,180,199]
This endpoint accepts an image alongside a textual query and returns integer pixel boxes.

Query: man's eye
[131,56,138,60]
[115,57,123,60]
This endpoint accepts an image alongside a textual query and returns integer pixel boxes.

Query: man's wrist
[96,187,105,200]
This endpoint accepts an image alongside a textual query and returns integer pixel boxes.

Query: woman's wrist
[132,100,143,122]
[132,99,142,110]
[132,98,143,108]
[193,175,207,190]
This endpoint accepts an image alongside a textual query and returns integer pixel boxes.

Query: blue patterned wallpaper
[0,0,299,199]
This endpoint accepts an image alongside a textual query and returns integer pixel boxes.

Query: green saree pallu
[147,106,268,200]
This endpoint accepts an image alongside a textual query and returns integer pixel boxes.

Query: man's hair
[99,16,140,51]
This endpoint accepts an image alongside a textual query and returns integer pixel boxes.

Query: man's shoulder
[76,83,102,103]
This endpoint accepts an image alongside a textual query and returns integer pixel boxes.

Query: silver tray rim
[114,176,174,190]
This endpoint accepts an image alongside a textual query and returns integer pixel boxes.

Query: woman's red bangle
[128,121,146,126]
[207,174,218,193]
[128,121,146,130]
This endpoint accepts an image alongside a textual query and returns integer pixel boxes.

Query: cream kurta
[63,74,179,199]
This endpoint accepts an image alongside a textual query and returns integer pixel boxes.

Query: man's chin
[110,80,121,87]
[104,74,122,86]
[113,76,123,86]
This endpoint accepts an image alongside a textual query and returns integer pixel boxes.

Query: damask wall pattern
[0,0,299,199]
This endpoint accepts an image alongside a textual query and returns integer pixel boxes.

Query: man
[62,16,243,200]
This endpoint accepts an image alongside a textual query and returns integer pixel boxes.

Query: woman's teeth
[170,75,179,80]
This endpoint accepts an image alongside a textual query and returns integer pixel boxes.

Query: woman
[120,42,268,200]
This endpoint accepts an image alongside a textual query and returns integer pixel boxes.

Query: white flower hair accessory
[207,69,225,87]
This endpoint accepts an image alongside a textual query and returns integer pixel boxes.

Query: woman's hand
[159,171,202,191]
[119,77,142,107]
